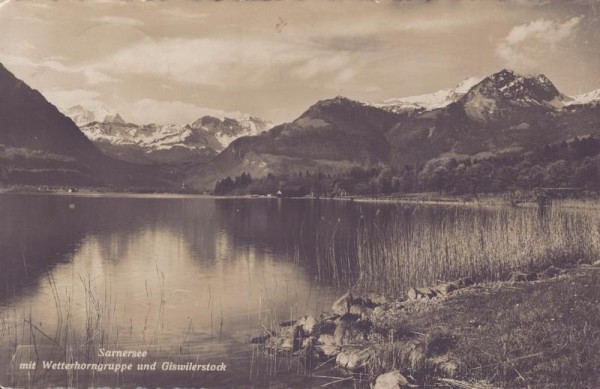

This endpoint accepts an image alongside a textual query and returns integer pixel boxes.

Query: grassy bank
[365,263,600,388]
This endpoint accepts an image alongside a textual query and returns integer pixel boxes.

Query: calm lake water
[0,194,598,388]
[0,194,361,388]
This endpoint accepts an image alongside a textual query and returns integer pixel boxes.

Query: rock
[407,287,418,301]
[349,304,370,317]
[315,334,340,357]
[456,276,474,288]
[362,292,388,307]
[508,271,538,282]
[334,320,349,345]
[406,287,436,300]
[430,355,459,378]
[592,260,600,267]
[336,347,375,371]
[270,325,305,351]
[320,312,339,322]
[315,320,337,336]
[372,306,386,317]
[417,287,437,299]
[334,315,370,345]
[332,292,353,316]
[297,315,317,335]
[434,282,458,297]
[407,286,437,300]
[249,333,271,344]
[373,370,410,388]
[538,265,562,279]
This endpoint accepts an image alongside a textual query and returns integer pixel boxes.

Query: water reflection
[0,194,344,387]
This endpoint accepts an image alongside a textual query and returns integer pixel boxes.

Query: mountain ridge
[186,69,600,190]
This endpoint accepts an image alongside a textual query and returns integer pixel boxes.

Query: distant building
[277,186,308,198]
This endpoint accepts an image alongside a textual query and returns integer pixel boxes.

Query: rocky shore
[251,259,600,388]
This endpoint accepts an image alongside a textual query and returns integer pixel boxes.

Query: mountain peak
[460,69,565,121]
[375,76,482,113]
[104,113,126,124]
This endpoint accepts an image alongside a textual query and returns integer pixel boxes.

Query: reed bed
[310,203,600,296]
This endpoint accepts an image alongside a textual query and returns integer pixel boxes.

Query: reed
[311,203,600,296]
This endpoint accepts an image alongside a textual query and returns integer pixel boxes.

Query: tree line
[214,136,600,196]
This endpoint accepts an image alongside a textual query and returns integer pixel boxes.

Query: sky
[0,0,598,125]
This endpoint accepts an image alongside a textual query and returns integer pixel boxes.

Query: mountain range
[0,63,170,187]
[1,61,599,191]
[186,69,600,190]
[65,110,271,165]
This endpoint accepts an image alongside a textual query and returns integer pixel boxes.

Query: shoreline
[4,185,600,210]
[254,260,600,388]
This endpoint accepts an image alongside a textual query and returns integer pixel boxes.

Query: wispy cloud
[159,8,208,20]
[93,16,144,27]
[42,88,103,110]
[0,53,116,85]
[90,36,361,87]
[127,99,232,125]
[496,16,582,70]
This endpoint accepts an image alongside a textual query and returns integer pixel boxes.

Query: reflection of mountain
[0,195,362,303]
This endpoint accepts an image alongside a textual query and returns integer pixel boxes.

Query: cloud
[159,8,208,20]
[42,89,103,110]
[290,53,354,81]
[496,16,582,70]
[93,16,144,27]
[0,53,116,85]
[127,99,234,125]
[91,37,361,87]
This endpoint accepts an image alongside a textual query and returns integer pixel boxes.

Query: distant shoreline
[3,185,600,209]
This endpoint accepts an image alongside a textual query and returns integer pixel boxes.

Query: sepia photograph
[1,0,600,387]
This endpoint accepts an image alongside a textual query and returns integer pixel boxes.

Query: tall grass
[311,203,600,296]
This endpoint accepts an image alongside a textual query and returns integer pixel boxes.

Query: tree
[545,160,572,187]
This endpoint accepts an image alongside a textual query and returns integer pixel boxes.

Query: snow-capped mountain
[460,69,570,122]
[566,89,600,106]
[190,114,271,150]
[68,110,272,165]
[375,76,482,113]
[61,105,116,127]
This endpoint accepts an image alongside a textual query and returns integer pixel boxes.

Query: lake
[0,194,598,388]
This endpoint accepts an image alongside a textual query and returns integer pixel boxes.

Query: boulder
[315,334,340,357]
[362,292,388,307]
[373,370,410,389]
[407,287,437,301]
[332,292,353,316]
[434,282,459,297]
[320,312,339,322]
[334,315,370,345]
[416,287,437,300]
[407,287,419,301]
[267,325,305,351]
[349,304,370,317]
[456,277,474,288]
[508,271,537,282]
[336,347,375,371]
[297,315,317,335]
